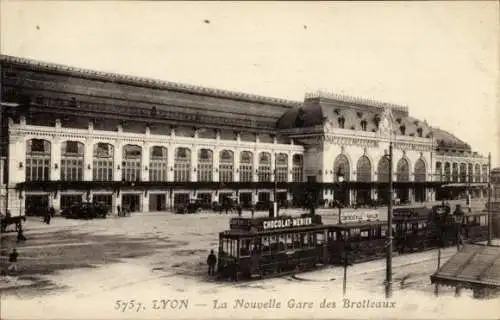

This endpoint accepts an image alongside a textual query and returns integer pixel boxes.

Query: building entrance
[61,194,83,211]
[149,194,166,212]
[93,194,113,212]
[258,192,270,203]
[122,194,141,212]
[239,192,252,207]
[25,194,49,216]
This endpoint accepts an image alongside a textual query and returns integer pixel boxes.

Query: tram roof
[220,224,329,238]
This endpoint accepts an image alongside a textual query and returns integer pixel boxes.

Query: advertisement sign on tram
[340,211,379,223]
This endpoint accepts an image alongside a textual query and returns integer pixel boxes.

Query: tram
[217,206,491,281]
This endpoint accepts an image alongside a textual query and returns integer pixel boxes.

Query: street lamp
[337,173,345,225]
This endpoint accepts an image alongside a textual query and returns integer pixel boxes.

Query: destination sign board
[262,217,313,230]
[340,211,379,223]
[432,205,450,216]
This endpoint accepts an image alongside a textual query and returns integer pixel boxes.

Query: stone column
[142,191,149,212]
[141,141,149,182]
[287,152,293,182]
[167,145,175,181]
[253,149,259,182]
[213,147,220,182]
[51,136,61,181]
[191,146,197,182]
[234,148,240,182]
[114,139,122,181]
[84,136,93,181]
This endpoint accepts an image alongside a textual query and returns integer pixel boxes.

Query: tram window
[350,228,361,239]
[286,234,293,250]
[292,233,301,249]
[278,235,286,251]
[380,226,387,238]
[360,230,369,239]
[262,237,271,255]
[480,216,487,226]
[308,233,315,247]
[270,236,279,252]
[328,230,337,241]
[340,230,349,241]
[240,239,251,257]
[316,233,324,245]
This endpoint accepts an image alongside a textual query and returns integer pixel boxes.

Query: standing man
[206,249,217,276]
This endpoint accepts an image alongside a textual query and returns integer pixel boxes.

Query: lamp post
[273,168,278,217]
[487,152,492,246]
[337,174,345,225]
[385,141,394,299]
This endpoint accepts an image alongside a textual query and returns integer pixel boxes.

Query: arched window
[482,164,488,182]
[338,117,345,129]
[467,163,473,183]
[25,139,51,181]
[239,151,253,182]
[219,150,234,182]
[452,163,459,182]
[275,153,288,182]
[333,154,350,181]
[149,146,167,181]
[93,143,114,181]
[174,147,191,182]
[459,163,467,183]
[444,162,451,182]
[258,152,271,182]
[61,141,84,181]
[474,164,481,182]
[377,157,390,182]
[400,125,406,135]
[292,154,303,182]
[414,159,426,182]
[435,162,442,181]
[416,127,423,137]
[197,149,213,182]
[122,145,142,181]
[360,120,367,131]
[356,156,372,182]
[396,158,410,182]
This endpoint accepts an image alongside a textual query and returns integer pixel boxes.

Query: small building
[430,244,500,299]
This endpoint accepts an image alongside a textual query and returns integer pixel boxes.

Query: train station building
[0,55,490,215]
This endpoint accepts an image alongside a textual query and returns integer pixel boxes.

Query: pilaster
[167,146,175,181]
[84,136,93,181]
[234,148,240,182]
[191,146,197,182]
[114,140,122,181]
[213,147,220,182]
[141,141,149,182]
[50,136,61,181]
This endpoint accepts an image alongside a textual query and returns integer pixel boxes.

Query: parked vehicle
[175,199,204,214]
[62,202,108,219]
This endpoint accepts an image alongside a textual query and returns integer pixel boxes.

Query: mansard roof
[0,55,301,128]
[431,127,471,151]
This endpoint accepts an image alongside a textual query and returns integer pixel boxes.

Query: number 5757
[115,300,143,312]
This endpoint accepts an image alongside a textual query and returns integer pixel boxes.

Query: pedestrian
[117,205,121,217]
[17,226,26,243]
[7,249,18,273]
[237,205,242,217]
[251,206,255,219]
[206,249,217,276]
[44,209,51,225]
[49,206,56,218]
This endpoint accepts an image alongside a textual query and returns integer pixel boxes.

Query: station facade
[0,55,490,215]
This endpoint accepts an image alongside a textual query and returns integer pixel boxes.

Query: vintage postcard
[0,1,499,319]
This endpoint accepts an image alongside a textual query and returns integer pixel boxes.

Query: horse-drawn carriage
[0,214,26,233]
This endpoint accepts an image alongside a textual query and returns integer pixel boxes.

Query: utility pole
[487,152,492,246]
[385,141,393,299]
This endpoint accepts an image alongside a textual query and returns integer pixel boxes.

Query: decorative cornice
[305,90,408,114]
[1,54,302,108]
[323,135,379,148]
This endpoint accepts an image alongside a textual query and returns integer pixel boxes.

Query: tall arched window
[482,164,488,182]
[396,158,410,182]
[459,163,467,182]
[122,145,142,181]
[356,156,372,182]
[435,162,442,181]
[239,151,253,182]
[26,139,51,181]
[467,163,473,183]
[474,164,481,182]
[377,157,390,182]
[174,147,191,182]
[338,117,345,129]
[149,146,167,181]
[93,143,114,181]
[275,153,288,182]
[444,162,451,182]
[414,159,426,182]
[292,154,303,182]
[61,141,84,181]
[258,152,271,182]
[219,150,234,182]
[197,149,213,182]
[333,154,350,181]
[452,163,459,182]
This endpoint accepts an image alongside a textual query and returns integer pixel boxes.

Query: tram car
[217,205,491,281]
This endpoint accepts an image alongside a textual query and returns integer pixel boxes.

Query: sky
[1,1,499,165]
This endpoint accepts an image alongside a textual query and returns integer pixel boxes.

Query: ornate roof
[431,127,471,151]
[0,54,301,108]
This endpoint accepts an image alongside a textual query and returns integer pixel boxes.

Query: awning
[430,244,500,291]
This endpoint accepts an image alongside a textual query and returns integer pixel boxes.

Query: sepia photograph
[0,1,499,319]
